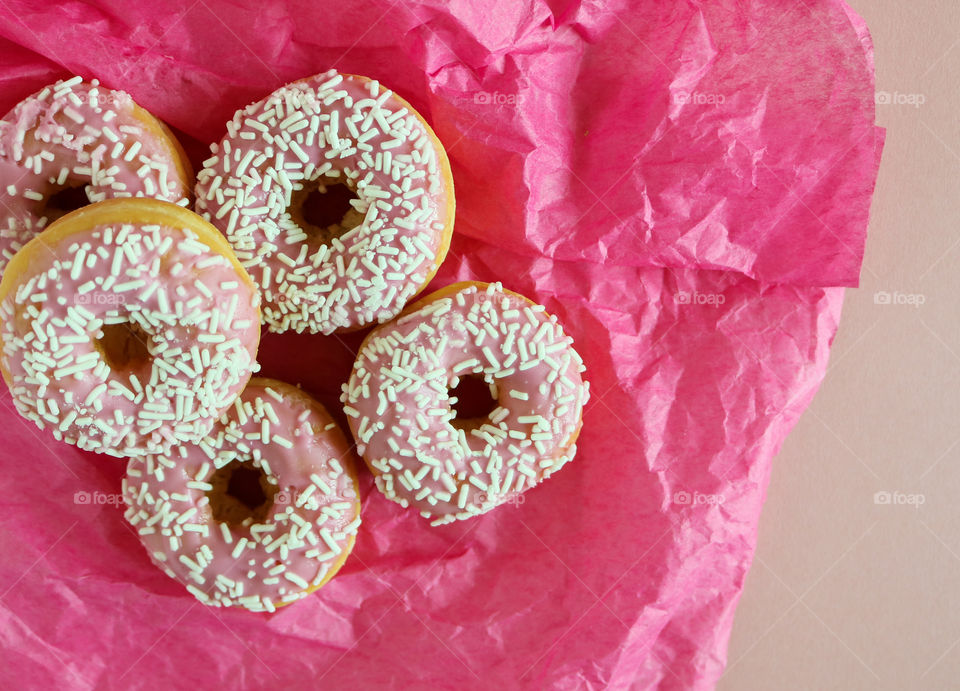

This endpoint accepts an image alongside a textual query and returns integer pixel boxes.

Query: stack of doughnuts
[0,71,588,611]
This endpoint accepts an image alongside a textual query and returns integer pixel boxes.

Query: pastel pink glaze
[342,283,589,525]
[0,77,189,273]
[0,220,260,457]
[195,69,452,335]
[123,381,362,612]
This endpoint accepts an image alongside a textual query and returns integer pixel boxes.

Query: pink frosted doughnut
[195,70,455,335]
[342,281,589,525]
[123,378,362,612]
[0,76,193,275]
[0,199,260,457]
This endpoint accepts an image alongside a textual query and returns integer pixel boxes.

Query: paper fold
[0,1,881,688]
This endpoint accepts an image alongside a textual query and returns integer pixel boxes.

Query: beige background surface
[719,1,960,689]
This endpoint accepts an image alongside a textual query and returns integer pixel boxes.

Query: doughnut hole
[449,374,499,431]
[206,460,279,526]
[44,184,92,221]
[289,176,364,247]
[96,321,152,371]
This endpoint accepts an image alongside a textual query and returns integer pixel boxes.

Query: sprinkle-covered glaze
[0,77,190,274]
[123,379,362,612]
[342,282,589,525]
[0,209,260,457]
[195,70,453,335]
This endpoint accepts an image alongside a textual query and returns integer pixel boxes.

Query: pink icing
[195,69,452,335]
[0,77,189,273]
[0,218,260,457]
[342,282,589,525]
[123,380,362,612]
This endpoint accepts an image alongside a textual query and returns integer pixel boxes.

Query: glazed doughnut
[123,378,362,612]
[0,198,260,457]
[0,76,192,274]
[195,69,455,335]
[342,281,589,525]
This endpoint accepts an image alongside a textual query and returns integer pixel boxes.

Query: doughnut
[195,69,455,335]
[0,198,261,457]
[342,281,589,525]
[0,76,193,275]
[123,378,362,612]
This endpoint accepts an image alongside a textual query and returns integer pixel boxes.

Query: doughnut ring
[196,69,455,335]
[0,76,192,274]
[123,378,362,612]
[342,281,589,525]
[0,198,261,457]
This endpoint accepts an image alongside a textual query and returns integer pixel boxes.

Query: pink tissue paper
[0,0,883,688]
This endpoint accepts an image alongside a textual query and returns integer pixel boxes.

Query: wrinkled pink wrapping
[0,1,882,688]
